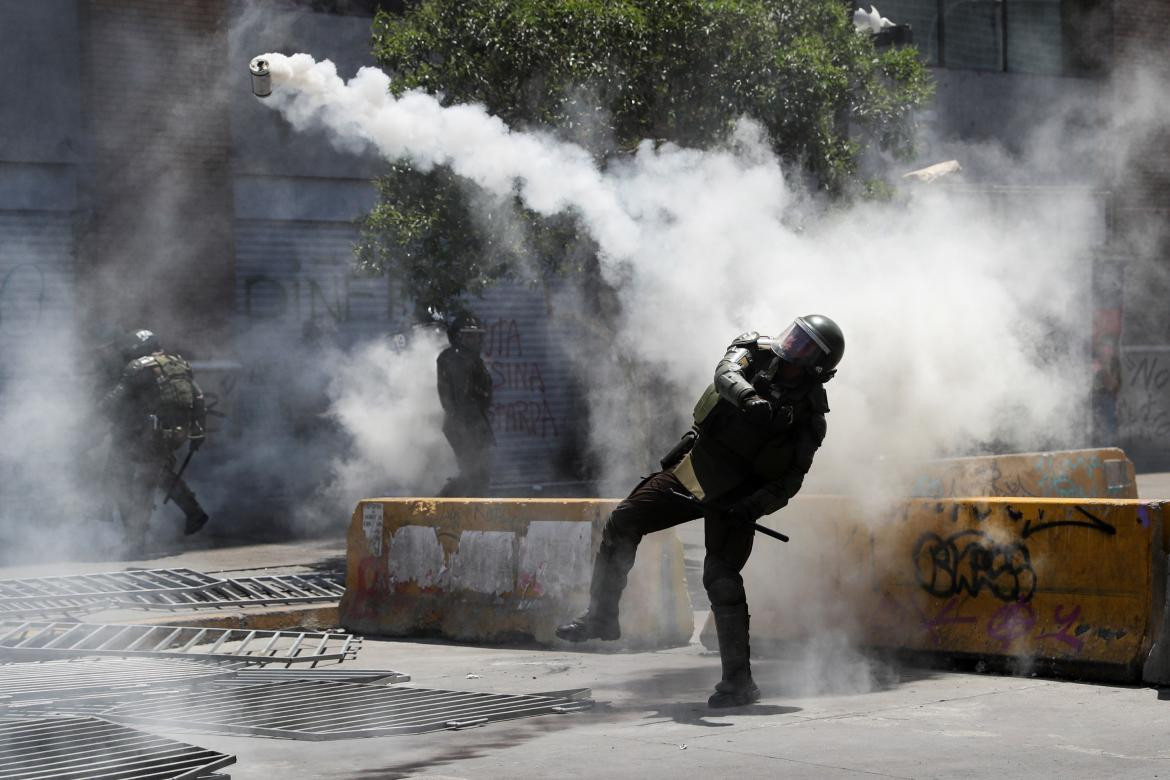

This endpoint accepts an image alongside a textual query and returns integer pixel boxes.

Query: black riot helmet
[447,313,485,350]
[771,314,844,380]
[122,329,161,361]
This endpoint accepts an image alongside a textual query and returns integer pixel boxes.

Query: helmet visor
[771,320,828,367]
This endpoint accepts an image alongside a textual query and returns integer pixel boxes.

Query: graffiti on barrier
[1004,503,1116,538]
[910,452,1114,500]
[890,501,1133,655]
[913,530,1037,603]
[1036,604,1084,651]
[884,593,1124,655]
[912,504,1116,605]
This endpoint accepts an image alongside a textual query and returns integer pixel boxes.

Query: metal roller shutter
[233,218,580,490]
[234,219,399,343]
[0,212,75,359]
[471,283,579,489]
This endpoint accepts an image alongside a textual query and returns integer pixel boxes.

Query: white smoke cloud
[190,321,455,537]
[323,325,454,507]
[0,327,125,563]
[253,52,1095,494]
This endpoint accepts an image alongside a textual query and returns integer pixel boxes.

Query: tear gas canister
[249,58,271,98]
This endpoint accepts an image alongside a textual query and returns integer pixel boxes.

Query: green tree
[357,0,932,319]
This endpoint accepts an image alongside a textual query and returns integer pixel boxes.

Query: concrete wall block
[906,447,1137,499]
[716,495,1168,682]
[342,498,693,649]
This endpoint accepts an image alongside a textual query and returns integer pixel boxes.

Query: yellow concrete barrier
[709,496,1168,680]
[905,447,1137,499]
[340,498,692,649]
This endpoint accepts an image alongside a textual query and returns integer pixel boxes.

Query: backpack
[152,354,196,429]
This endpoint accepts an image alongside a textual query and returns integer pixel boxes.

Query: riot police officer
[100,330,209,554]
[437,313,495,496]
[557,314,844,708]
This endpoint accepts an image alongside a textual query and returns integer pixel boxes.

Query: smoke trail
[256,54,641,261]
[253,52,1095,493]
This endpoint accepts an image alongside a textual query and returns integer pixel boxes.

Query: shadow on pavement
[344,717,574,779]
[589,653,939,727]
[611,699,803,728]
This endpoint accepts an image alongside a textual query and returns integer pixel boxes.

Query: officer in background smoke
[557,314,844,708]
[437,313,495,496]
[99,329,209,555]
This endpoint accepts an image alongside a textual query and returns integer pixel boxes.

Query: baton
[670,489,789,543]
[163,448,196,505]
[752,523,789,543]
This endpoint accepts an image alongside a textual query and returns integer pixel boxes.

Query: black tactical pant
[439,418,493,497]
[106,449,204,552]
[589,470,756,622]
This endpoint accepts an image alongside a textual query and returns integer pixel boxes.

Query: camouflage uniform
[101,347,208,551]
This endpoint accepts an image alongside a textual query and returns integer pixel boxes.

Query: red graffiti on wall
[481,318,561,439]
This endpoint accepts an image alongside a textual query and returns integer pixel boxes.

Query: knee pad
[705,575,746,607]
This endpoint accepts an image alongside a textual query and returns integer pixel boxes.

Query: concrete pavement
[22,533,1170,778]
[9,475,1170,777]
[133,633,1170,779]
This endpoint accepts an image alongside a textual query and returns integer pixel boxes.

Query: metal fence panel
[103,680,592,740]
[0,715,234,779]
[0,623,359,666]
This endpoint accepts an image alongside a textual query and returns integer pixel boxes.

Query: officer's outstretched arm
[97,362,144,412]
[734,415,827,520]
[98,382,126,413]
[714,333,760,408]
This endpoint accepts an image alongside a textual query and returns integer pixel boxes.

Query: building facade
[0,0,1167,515]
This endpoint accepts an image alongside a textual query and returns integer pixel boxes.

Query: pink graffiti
[881,593,976,647]
[489,399,561,438]
[918,597,977,646]
[516,571,545,598]
[1036,604,1085,651]
[483,319,524,358]
[987,601,1037,649]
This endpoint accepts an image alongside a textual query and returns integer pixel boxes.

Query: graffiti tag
[913,530,1037,603]
[1005,504,1116,539]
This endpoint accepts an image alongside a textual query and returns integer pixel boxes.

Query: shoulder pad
[809,386,830,414]
[731,331,760,347]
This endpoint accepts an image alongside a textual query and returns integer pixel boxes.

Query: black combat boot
[708,603,760,708]
[555,544,625,642]
[184,511,209,536]
[171,482,209,535]
[555,610,620,642]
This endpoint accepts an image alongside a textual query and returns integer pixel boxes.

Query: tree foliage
[357,0,932,318]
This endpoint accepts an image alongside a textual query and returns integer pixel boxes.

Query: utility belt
[145,415,189,452]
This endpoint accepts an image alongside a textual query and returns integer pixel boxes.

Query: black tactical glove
[719,502,755,527]
[742,395,772,427]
